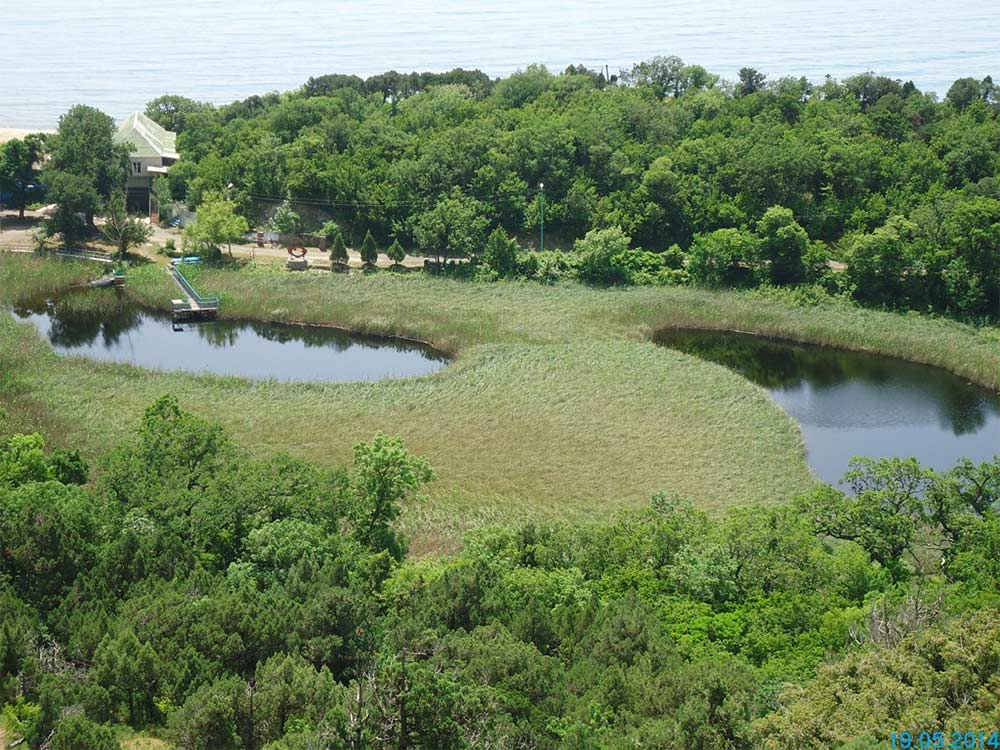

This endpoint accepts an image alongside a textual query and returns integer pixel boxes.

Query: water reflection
[13,290,447,383]
[655,329,1000,484]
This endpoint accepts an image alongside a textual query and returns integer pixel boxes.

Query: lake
[655,329,1000,485]
[2,0,998,129]
[13,291,447,382]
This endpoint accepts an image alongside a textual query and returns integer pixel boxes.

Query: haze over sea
[1,0,998,130]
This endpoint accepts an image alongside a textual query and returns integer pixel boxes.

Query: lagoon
[13,291,446,382]
[655,329,1000,485]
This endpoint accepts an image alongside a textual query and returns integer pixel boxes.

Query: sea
[1,0,998,130]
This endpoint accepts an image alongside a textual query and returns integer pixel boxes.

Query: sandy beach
[0,127,54,144]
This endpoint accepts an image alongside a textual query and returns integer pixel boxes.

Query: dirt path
[146,225,444,270]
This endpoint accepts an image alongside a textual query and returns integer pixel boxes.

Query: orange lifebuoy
[288,245,308,259]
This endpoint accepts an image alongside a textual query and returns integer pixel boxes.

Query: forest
[2,397,1000,749]
[136,60,1000,318]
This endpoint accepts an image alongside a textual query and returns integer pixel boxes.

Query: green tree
[50,715,118,750]
[798,457,932,578]
[43,170,100,248]
[0,136,43,218]
[846,216,919,307]
[321,220,344,248]
[359,229,378,267]
[479,227,520,279]
[168,677,243,750]
[253,653,342,746]
[100,190,153,259]
[152,175,173,216]
[687,228,759,287]
[945,77,986,110]
[576,226,631,285]
[44,105,130,228]
[0,481,101,612]
[349,433,434,559]
[756,205,811,285]
[184,190,249,256]
[144,94,210,133]
[92,629,160,727]
[0,433,53,487]
[329,231,349,266]
[737,67,767,97]
[937,196,1000,317]
[622,55,686,98]
[411,191,489,264]
[0,433,87,488]
[755,613,1000,750]
[387,238,406,266]
[269,198,302,236]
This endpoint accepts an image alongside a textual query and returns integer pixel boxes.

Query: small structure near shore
[167,263,219,321]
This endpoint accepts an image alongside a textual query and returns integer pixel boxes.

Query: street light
[538,182,545,253]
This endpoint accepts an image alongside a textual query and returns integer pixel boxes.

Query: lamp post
[538,182,545,253]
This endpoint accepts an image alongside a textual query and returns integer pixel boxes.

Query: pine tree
[360,230,378,268]
[387,238,406,266]
[326,223,349,266]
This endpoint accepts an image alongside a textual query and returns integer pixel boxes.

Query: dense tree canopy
[42,105,130,233]
[3,398,1000,748]
[143,59,1000,318]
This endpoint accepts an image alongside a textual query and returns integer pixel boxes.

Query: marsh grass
[9,258,1000,552]
[0,252,100,305]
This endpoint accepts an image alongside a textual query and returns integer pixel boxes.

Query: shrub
[269,199,302,236]
[576,227,631,285]
[479,227,520,280]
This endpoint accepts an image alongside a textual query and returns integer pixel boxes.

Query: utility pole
[538,182,545,253]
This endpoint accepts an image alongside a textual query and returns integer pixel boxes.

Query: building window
[133,162,142,174]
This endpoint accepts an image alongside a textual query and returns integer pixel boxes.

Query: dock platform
[167,265,220,321]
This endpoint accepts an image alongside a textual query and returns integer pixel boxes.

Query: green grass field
[6,255,1000,552]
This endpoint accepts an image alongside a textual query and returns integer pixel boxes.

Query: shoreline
[0,127,56,144]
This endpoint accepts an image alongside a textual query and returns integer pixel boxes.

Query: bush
[478,227,520,280]
[269,199,302,236]
[515,250,578,284]
[50,715,118,750]
[159,238,180,257]
[687,228,759,288]
[609,247,677,286]
[576,226,632,285]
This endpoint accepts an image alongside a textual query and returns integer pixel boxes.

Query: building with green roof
[114,112,179,217]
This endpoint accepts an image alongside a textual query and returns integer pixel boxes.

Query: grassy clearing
[120,733,170,750]
[9,257,1000,551]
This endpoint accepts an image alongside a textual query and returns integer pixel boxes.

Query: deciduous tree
[100,190,153,259]
[184,190,249,256]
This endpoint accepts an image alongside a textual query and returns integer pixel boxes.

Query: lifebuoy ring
[288,245,308,259]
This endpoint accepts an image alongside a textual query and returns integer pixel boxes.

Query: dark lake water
[655,329,1000,485]
[13,292,446,383]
